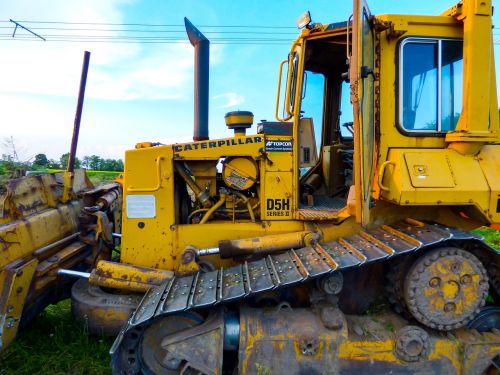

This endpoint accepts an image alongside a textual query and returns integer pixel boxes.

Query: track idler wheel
[404,247,489,331]
[112,312,204,375]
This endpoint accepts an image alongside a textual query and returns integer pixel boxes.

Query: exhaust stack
[184,18,209,141]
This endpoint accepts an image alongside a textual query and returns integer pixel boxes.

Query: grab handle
[378,161,395,192]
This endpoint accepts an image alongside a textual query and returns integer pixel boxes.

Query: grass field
[0,227,498,374]
[46,169,121,186]
[86,171,121,186]
[0,300,113,375]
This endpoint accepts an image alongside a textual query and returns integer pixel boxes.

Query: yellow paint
[0,259,38,350]
[444,0,499,145]
[119,0,500,279]
[88,260,173,293]
[338,338,461,369]
[380,148,491,220]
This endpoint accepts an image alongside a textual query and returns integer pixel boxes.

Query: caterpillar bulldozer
[1,0,500,373]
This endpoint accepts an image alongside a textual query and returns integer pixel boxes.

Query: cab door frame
[350,0,376,225]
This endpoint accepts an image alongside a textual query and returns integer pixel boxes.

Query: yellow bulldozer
[1,0,499,373]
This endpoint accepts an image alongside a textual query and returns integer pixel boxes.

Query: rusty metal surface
[269,251,304,287]
[366,226,417,254]
[293,246,331,277]
[0,259,38,349]
[89,260,173,293]
[341,233,390,262]
[220,264,246,301]
[245,258,274,293]
[71,279,142,336]
[238,306,346,375]
[189,269,218,308]
[404,247,489,331]
[112,301,500,375]
[111,220,498,363]
[35,241,86,276]
[297,207,346,221]
[0,169,119,352]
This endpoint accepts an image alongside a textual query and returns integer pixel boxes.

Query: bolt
[429,277,441,288]
[16,286,23,294]
[444,302,456,312]
[451,263,461,274]
[6,318,16,329]
[460,274,472,285]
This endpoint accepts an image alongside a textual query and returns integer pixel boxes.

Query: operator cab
[279,21,357,220]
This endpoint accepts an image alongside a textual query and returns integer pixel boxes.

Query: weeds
[0,300,113,375]
[473,227,500,251]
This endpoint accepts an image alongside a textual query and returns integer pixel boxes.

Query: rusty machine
[1,0,500,373]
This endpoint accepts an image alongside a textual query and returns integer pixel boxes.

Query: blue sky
[0,0,498,161]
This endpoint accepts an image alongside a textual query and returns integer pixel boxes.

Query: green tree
[60,153,69,169]
[33,153,48,166]
[47,159,61,169]
[60,153,81,169]
[115,159,124,172]
[89,155,102,170]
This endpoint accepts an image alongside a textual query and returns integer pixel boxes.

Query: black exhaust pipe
[184,18,209,141]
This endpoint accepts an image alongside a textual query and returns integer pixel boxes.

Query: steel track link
[110,219,499,367]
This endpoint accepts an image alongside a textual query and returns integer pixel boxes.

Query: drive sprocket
[404,247,489,331]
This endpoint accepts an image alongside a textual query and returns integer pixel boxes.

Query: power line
[0,19,298,45]
[0,33,292,40]
[0,26,297,35]
[0,20,296,29]
[0,38,288,45]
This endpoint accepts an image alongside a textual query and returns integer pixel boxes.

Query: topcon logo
[265,140,293,152]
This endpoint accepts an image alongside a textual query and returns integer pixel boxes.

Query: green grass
[473,227,500,251]
[0,300,113,375]
[85,171,121,186]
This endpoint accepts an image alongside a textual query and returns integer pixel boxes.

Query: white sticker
[126,195,156,218]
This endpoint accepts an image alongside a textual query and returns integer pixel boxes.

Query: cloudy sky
[0,0,499,161]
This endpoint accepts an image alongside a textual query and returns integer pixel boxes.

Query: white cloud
[213,92,245,109]
[0,0,224,102]
[0,0,229,160]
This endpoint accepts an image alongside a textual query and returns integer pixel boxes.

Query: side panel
[262,135,294,221]
[120,146,176,269]
[380,148,490,217]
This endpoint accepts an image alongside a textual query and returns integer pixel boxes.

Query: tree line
[32,153,124,172]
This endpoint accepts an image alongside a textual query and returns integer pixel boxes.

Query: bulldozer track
[110,219,499,355]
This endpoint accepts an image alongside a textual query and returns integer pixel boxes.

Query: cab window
[300,70,325,148]
[399,38,463,133]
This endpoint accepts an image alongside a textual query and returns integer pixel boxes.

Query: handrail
[284,41,300,118]
[127,157,164,192]
[378,161,395,192]
[275,59,290,122]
